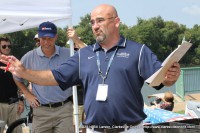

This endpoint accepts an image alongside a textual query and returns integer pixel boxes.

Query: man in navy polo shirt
[0,4,180,133]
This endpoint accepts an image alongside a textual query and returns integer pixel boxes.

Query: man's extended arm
[22,69,58,86]
[0,55,58,86]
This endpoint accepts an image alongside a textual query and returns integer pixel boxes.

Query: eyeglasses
[1,45,11,49]
[90,17,116,26]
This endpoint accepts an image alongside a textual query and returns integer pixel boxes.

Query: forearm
[14,79,29,96]
[21,69,58,86]
[74,40,87,48]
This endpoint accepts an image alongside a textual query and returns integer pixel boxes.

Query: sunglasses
[1,45,11,49]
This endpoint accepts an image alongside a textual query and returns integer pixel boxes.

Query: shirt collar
[93,36,126,52]
[36,45,60,57]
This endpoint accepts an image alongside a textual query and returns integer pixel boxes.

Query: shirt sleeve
[139,45,162,80]
[52,52,81,90]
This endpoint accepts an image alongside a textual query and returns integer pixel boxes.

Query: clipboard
[145,41,192,87]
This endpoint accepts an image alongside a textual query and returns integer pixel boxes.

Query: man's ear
[115,17,121,27]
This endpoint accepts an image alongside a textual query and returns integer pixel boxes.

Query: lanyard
[96,47,118,84]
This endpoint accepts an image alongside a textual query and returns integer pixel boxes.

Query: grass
[175,110,185,114]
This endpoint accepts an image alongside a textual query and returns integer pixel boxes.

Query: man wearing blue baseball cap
[14,21,75,133]
[38,21,57,38]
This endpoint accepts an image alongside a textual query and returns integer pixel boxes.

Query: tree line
[1,15,200,66]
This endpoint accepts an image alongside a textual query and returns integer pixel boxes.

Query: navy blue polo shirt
[52,36,162,126]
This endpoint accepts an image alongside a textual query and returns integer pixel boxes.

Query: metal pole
[68,19,79,133]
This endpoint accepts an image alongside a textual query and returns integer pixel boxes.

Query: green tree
[73,14,95,45]
[128,16,164,60]
[161,21,184,52]
[119,23,130,38]
[189,25,200,65]
[4,28,37,59]
[57,27,67,47]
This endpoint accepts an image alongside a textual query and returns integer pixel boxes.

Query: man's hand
[163,62,180,86]
[0,54,25,78]
[67,28,86,49]
[67,28,79,43]
[25,92,40,108]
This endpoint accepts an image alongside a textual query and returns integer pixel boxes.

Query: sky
[57,0,200,28]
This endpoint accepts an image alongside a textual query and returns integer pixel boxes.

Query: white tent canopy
[0,0,72,34]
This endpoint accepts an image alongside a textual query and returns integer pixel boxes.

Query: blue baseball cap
[38,21,57,38]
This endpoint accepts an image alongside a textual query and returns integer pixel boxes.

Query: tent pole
[68,20,79,133]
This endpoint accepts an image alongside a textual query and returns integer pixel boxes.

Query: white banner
[0,0,72,34]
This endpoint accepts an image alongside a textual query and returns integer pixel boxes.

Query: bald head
[90,4,121,48]
[91,4,118,18]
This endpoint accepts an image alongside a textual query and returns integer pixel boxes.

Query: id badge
[96,84,108,101]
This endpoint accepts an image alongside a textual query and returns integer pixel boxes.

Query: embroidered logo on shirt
[88,56,95,59]
[116,52,130,58]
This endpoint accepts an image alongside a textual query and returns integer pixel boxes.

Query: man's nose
[43,40,48,44]
[92,23,100,31]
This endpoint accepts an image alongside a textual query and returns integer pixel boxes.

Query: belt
[89,121,141,133]
[40,97,71,108]
[93,128,125,133]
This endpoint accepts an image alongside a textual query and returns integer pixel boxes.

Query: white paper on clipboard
[145,41,192,87]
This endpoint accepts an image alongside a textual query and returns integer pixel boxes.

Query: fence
[176,67,200,99]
